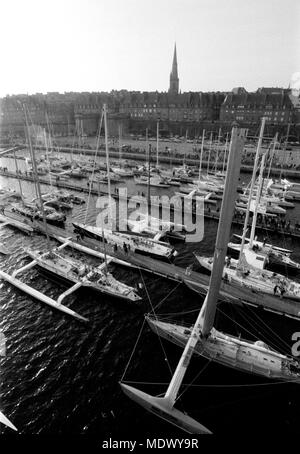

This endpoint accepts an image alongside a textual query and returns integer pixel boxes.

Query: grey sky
[1,0,299,96]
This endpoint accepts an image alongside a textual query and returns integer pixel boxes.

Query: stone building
[220,89,295,136]
[0,44,299,140]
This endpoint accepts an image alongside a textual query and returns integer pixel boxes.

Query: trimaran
[120,126,300,434]
[0,104,141,325]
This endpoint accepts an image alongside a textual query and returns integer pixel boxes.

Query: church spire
[169,43,179,95]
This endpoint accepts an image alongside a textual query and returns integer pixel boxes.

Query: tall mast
[145,128,148,163]
[206,132,213,175]
[198,129,205,181]
[13,149,24,202]
[266,133,278,182]
[103,104,112,226]
[238,117,266,263]
[118,123,122,161]
[248,152,267,248]
[164,126,246,403]
[44,127,52,190]
[214,127,222,173]
[183,129,188,168]
[23,104,51,248]
[279,123,291,180]
[156,120,159,167]
[222,132,229,174]
[147,143,151,211]
[200,127,245,336]
[84,111,104,225]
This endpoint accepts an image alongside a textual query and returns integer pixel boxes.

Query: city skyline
[1,0,299,97]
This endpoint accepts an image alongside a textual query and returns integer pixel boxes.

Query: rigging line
[84,112,104,225]
[157,306,204,317]
[175,359,212,403]
[120,318,146,383]
[236,306,286,349]
[220,303,286,354]
[216,306,264,342]
[151,281,182,312]
[237,302,292,353]
[233,304,289,354]
[122,378,299,388]
[138,267,173,376]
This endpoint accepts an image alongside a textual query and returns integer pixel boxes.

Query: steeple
[169,43,179,95]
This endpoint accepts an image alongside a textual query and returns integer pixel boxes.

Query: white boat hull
[147,317,300,382]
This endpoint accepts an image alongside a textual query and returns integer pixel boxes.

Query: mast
[198,129,205,181]
[248,152,267,248]
[23,104,51,248]
[156,120,159,167]
[84,111,104,225]
[145,127,148,167]
[118,123,122,162]
[279,123,291,180]
[13,149,24,202]
[238,117,266,263]
[44,127,52,190]
[164,126,245,402]
[213,128,222,173]
[183,129,188,169]
[147,143,151,211]
[266,133,278,182]
[103,104,112,226]
[222,132,229,174]
[200,127,246,336]
[206,132,213,175]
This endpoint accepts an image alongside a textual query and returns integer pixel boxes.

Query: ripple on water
[1,157,300,434]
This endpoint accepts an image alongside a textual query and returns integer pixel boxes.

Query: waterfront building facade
[0,45,299,141]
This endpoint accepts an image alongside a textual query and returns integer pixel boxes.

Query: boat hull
[146,317,300,382]
[73,223,175,261]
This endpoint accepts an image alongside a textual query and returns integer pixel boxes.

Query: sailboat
[198,119,300,298]
[24,245,141,303]
[127,213,186,242]
[73,105,177,261]
[10,129,66,227]
[1,104,140,324]
[228,132,300,272]
[111,124,134,177]
[120,126,300,434]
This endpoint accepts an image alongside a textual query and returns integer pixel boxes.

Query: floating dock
[1,170,300,239]
[33,221,300,320]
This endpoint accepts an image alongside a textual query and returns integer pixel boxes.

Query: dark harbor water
[1,151,300,437]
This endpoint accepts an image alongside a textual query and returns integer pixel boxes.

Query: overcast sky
[0,0,299,97]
